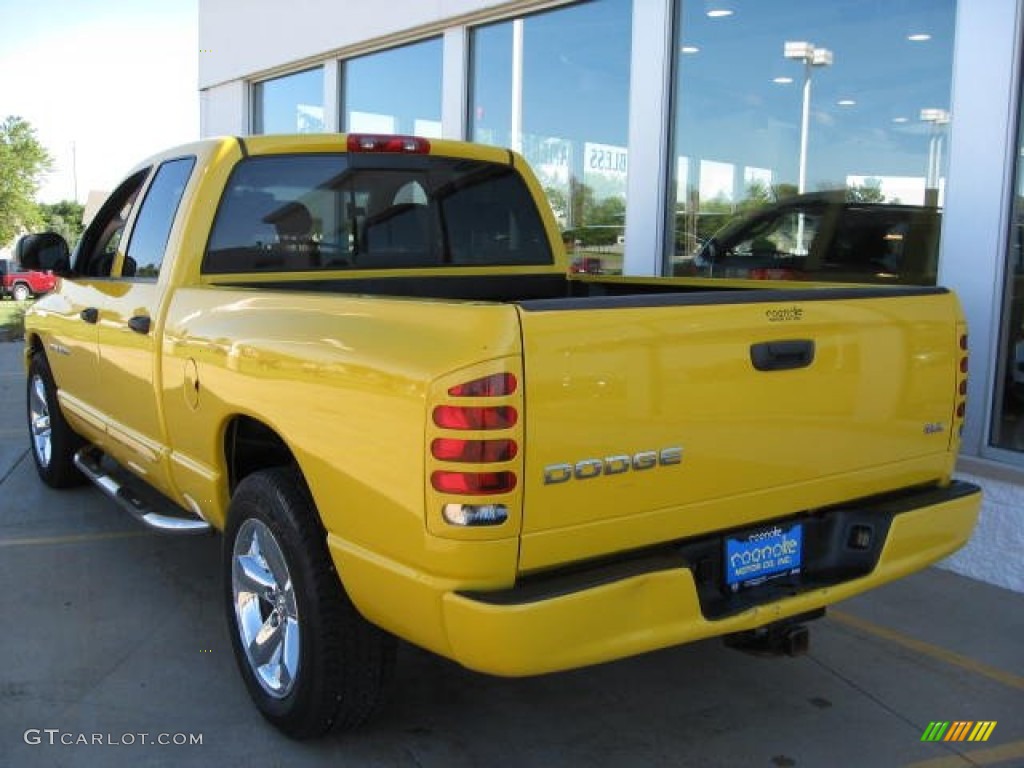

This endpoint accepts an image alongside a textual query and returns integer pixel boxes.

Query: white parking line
[0,530,154,548]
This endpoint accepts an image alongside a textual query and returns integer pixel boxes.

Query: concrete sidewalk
[0,339,1021,767]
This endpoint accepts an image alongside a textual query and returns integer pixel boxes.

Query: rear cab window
[203,154,553,274]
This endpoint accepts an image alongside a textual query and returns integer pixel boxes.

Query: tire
[13,283,31,302]
[27,352,86,488]
[224,467,396,739]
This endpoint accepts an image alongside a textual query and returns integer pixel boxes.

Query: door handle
[80,307,99,324]
[750,339,815,371]
[128,315,151,335]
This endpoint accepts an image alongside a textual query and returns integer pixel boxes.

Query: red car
[0,258,57,301]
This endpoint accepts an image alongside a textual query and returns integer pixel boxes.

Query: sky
[0,0,198,204]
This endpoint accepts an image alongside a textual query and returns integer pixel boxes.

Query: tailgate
[515,287,961,568]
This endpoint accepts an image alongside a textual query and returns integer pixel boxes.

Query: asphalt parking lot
[0,338,1021,768]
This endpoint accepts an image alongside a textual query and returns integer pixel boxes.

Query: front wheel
[12,283,31,302]
[224,467,395,739]
[27,352,85,488]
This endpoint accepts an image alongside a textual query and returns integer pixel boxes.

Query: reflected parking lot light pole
[920,108,950,207]
[784,41,832,253]
[784,41,833,195]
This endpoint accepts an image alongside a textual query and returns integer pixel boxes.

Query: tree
[588,195,625,227]
[568,176,595,230]
[0,116,52,246]
[846,179,886,203]
[543,186,569,225]
[772,182,799,201]
[39,200,85,246]
[737,180,774,214]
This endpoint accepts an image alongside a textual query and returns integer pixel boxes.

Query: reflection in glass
[344,39,443,138]
[991,85,1024,453]
[253,68,325,134]
[668,0,955,283]
[470,0,632,274]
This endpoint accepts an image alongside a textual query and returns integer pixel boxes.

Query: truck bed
[217,271,947,306]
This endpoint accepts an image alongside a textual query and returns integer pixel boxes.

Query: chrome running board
[73,447,212,534]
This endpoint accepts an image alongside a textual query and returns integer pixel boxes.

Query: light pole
[71,141,78,202]
[784,41,833,195]
[920,108,950,207]
[784,41,832,254]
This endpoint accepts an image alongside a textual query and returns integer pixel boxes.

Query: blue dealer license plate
[725,524,803,588]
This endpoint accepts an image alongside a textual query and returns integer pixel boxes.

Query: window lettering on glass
[203,155,552,274]
[124,157,196,279]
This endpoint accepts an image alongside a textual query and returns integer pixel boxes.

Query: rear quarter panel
[160,288,524,584]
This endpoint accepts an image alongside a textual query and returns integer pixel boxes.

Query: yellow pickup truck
[17,134,980,739]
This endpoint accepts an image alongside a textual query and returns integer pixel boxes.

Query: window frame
[73,169,151,279]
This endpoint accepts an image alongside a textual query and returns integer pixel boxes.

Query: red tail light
[448,373,517,397]
[431,367,521,524]
[431,471,517,495]
[432,438,517,463]
[433,405,517,430]
[954,331,968,440]
[347,134,430,154]
[750,268,801,281]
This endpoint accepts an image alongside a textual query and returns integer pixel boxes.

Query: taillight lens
[433,405,518,430]
[347,134,430,153]
[954,331,968,440]
[431,367,521,526]
[432,438,517,463]
[448,373,517,397]
[431,471,517,495]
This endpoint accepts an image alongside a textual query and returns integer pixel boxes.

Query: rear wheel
[224,467,395,739]
[12,283,31,302]
[27,352,85,488]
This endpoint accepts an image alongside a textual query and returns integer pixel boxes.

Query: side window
[75,170,149,277]
[123,157,196,279]
[730,210,822,261]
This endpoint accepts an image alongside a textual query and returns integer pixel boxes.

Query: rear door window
[124,156,196,279]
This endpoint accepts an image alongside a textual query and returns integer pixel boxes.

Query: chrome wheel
[232,518,301,699]
[28,374,52,468]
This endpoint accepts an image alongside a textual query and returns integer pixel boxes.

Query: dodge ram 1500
[17,133,981,738]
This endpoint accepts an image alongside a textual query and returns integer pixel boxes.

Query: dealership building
[199,0,1024,591]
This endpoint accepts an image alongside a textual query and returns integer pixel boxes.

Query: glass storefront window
[469,0,632,274]
[667,0,955,284]
[252,67,325,134]
[343,38,443,137]
[991,78,1024,453]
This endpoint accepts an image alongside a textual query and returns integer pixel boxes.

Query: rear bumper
[335,482,981,677]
